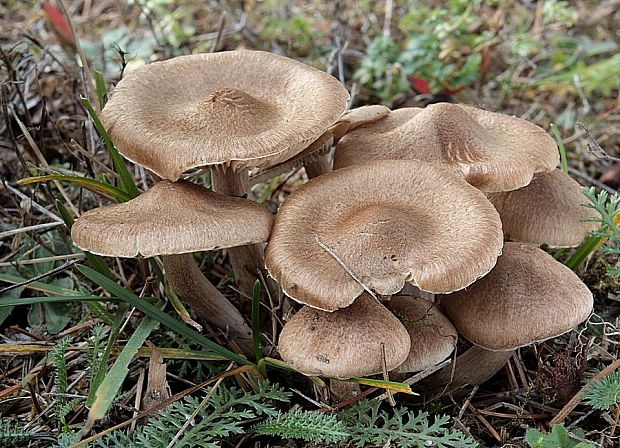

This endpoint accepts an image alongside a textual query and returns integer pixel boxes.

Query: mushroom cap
[385,295,457,373]
[71,180,273,257]
[278,293,411,378]
[265,160,503,311]
[438,242,593,351]
[101,50,349,181]
[333,103,559,192]
[331,105,391,142]
[487,169,598,247]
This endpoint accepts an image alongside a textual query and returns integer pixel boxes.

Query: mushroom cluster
[72,50,595,388]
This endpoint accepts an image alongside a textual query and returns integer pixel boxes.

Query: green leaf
[254,409,350,444]
[550,123,568,175]
[18,174,132,202]
[76,265,250,365]
[94,71,107,109]
[252,280,264,368]
[0,286,23,326]
[0,295,123,306]
[81,97,140,199]
[88,314,159,422]
[0,273,79,296]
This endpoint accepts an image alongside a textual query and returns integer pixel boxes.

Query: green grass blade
[76,265,250,365]
[87,314,158,422]
[86,303,129,407]
[18,174,132,202]
[0,295,122,306]
[80,97,139,199]
[564,234,601,270]
[347,377,415,394]
[550,123,568,175]
[0,273,80,296]
[94,71,107,109]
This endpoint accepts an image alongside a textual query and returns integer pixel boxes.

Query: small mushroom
[72,180,274,354]
[333,103,559,192]
[487,169,599,247]
[278,294,411,378]
[430,242,593,392]
[265,160,503,311]
[385,296,457,373]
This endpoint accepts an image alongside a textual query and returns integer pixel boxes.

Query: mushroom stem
[162,254,253,355]
[422,345,513,396]
[211,167,269,296]
[303,154,331,179]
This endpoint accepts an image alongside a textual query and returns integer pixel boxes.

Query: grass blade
[18,174,132,202]
[87,314,158,423]
[550,123,568,175]
[0,295,122,306]
[80,97,139,198]
[76,265,250,365]
[94,71,107,109]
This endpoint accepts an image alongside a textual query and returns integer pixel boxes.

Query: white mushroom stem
[423,345,513,396]
[211,166,268,296]
[163,254,253,355]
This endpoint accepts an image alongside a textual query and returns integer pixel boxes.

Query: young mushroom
[333,103,559,192]
[101,50,349,295]
[278,294,411,379]
[487,169,599,247]
[265,160,503,311]
[428,242,593,393]
[71,180,274,355]
[385,295,457,374]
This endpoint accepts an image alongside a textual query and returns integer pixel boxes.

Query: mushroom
[278,293,411,378]
[72,180,274,354]
[385,295,457,373]
[265,159,503,311]
[487,169,599,247]
[333,103,559,192]
[250,105,391,184]
[428,242,593,393]
[101,50,349,294]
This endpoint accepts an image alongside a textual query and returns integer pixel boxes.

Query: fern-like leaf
[254,408,350,443]
[583,371,620,410]
[0,418,28,447]
[340,400,477,448]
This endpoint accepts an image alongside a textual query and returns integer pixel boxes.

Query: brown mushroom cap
[265,160,503,311]
[385,296,457,373]
[487,169,598,247]
[278,294,411,378]
[71,180,273,257]
[438,242,593,351]
[333,103,559,192]
[331,105,391,142]
[102,50,349,181]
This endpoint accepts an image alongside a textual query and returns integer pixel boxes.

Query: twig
[1,181,63,223]
[0,221,64,239]
[550,358,620,425]
[0,253,84,268]
[210,12,227,53]
[0,259,78,295]
[315,235,378,301]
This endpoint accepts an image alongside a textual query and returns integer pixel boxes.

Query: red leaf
[42,0,75,48]
[410,76,431,94]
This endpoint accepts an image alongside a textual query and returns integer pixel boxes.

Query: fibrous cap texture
[334,103,559,192]
[487,169,598,247]
[72,180,273,257]
[386,295,457,373]
[265,159,503,311]
[102,50,350,180]
[278,294,411,378]
[439,242,593,350]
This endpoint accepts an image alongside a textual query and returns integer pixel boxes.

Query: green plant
[583,371,620,410]
[340,400,477,448]
[51,336,82,429]
[91,382,291,447]
[0,419,28,447]
[525,424,594,448]
[254,408,350,444]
